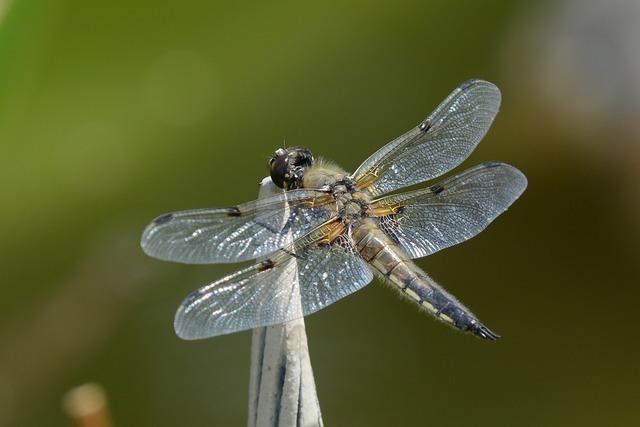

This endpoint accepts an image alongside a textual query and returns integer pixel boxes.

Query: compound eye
[269,155,288,188]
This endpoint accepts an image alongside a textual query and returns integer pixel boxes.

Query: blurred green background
[1,0,639,426]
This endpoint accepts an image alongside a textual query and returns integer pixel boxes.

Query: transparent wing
[370,162,527,259]
[174,221,374,339]
[352,79,501,197]
[141,189,335,264]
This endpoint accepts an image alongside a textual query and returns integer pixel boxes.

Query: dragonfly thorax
[334,190,370,224]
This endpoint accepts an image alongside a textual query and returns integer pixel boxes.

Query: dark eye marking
[153,213,174,224]
[429,184,444,194]
[257,259,275,272]
[226,207,242,217]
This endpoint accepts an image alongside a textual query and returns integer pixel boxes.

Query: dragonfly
[141,79,527,341]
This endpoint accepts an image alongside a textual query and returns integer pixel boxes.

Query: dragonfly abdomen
[352,220,499,340]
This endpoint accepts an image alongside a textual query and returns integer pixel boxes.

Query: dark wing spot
[280,248,303,260]
[429,184,444,194]
[484,160,501,168]
[459,78,478,90]
[257,259,275,272]
[226,207,242,217]
[153,213,174,225]
[418,120,431,132]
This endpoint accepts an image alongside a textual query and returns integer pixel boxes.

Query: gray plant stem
[247,178,323,427]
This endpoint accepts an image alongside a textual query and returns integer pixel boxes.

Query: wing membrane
[174,221,373,339]
[141,189,335,264]
[371,162,527,259]
[352,80,501,196]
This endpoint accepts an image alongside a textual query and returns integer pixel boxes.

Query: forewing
[174,222,374,339]
[352,80,501,196]
[141,189,335,264]
[371,162,527,259]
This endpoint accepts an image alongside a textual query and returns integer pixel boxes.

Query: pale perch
[248,178,323,427]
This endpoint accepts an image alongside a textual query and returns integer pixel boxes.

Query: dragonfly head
[269,147,314,190]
